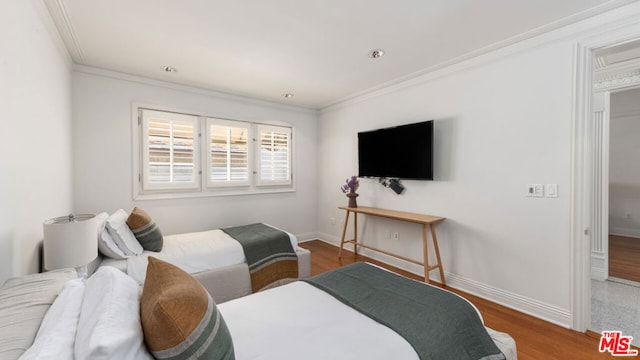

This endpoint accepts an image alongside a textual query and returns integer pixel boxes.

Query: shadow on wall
[433,117,458,182]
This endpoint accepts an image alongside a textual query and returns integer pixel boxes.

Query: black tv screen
[358,120,433,180]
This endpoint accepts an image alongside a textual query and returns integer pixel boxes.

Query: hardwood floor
[609,234,640,283]
[299,240,622,360]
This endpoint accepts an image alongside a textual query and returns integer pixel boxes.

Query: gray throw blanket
[222,223,298,292]
[303,262,505,360]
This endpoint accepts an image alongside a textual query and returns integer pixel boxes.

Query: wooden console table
[337,206,447,285]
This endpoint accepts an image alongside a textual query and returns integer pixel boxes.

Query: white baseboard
[609,227,640,238]
[444,273,571,328]
[295,231,320,243]
[316,233,571,328]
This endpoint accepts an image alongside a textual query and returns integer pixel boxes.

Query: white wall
[609,87,640,237]
[72,68,319,239]
[317,7,640,327]
[0,1,73,283]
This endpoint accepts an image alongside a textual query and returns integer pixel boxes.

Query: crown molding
[594,69,640,92]
[32,0,72,68]
[321,0,640,113]
[42,0,85,63]
[73,64,319,116]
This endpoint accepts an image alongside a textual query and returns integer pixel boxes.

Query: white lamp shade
[43,214,98,271]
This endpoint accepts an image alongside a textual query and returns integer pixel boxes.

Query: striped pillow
[141,257,235,360]
[126,207,163,252]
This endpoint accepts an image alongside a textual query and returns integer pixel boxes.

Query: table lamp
[43,213,97,277]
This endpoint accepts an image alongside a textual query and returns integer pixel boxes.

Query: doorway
[608,87,640,285]
[588,46,640,345]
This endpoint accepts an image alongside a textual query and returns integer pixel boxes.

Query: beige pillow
[126,207,163,252]
[140,257,235,359]
[0,269,77,359]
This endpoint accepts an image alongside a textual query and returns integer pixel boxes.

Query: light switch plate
[545,184,558,198]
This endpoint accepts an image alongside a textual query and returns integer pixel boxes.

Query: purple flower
[340,176,359,193]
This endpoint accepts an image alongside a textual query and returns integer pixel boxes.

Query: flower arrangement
[340,176,359,194]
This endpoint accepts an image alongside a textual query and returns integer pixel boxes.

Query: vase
[346,192,359,208]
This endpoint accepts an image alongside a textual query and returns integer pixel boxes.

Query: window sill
[133,186,296,201]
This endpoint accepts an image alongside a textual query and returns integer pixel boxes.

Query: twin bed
[100,223,311,303]
[1,259,516,360]
[0,218,517,359]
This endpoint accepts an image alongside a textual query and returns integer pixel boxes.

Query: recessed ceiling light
[368,49,386,59]
[282,93,294,99]
[162,66,178,73]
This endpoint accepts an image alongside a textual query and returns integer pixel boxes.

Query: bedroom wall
[71,68,319,240]
[317,3,640,327]
[0,1,73,283]
[609,87,640,237]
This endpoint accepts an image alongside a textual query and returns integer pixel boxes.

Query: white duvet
[218,271,517,360]
[219,281,420,360]
[103,227,297,284]
[19,265,516,360]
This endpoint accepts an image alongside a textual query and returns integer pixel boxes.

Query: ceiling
[44,0,633,109]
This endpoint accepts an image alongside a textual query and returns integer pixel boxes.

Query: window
[136,108,293,198]
[140,110,200,191]
[256,125,291,186]
[206,119,250,187]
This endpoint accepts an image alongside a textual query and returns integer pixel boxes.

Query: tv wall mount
[379,177,405,195]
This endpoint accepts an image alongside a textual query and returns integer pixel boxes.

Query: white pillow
[19,279,85,360]
[105,209,143,256]
[95,212,109,231]
[75,266,152,360]
[95,212,127,259]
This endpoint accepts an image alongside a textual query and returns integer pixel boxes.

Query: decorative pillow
[19,278,85,360]
[95,212,127,259]
[75,266,152,360]
[126,207,163,252]
[0,269,77,359]
[141,257,235,360]
[106,209,144,256]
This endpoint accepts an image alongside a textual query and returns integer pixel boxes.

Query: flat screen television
[358,120,433,180]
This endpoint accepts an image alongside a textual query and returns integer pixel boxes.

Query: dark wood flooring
[299,240,622,360]
[609,234,640,283]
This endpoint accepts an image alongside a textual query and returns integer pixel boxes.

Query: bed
[96,208,311,303]
[1,259,516,360]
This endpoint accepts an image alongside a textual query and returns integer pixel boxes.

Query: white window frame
[206,118,252,188]
[139,109,201,192]
[256,124,292,187]
[133,106,294,200]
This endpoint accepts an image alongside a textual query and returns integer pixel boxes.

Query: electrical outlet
[393,232,399,240]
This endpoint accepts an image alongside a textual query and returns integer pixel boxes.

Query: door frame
[572,29,640,331]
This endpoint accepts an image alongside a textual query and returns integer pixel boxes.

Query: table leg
[431,223,446,286]
[353,213,358,259]
[422,224,430,283]
[338,211,350,258]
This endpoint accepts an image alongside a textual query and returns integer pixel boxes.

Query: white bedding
[102,226,297,284]
[219,280,517,360]
[14,263,516,360]
[219,281,419,360]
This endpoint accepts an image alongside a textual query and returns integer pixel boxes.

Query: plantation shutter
[141,110,199,191]
[207,118,250,186]
[256,124,291,186]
